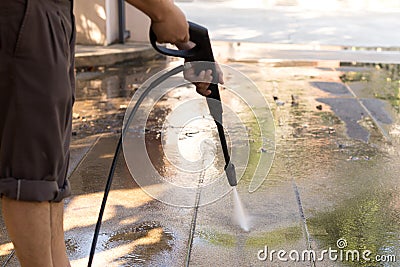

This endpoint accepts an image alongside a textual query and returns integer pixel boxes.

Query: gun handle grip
[149,21,213,61]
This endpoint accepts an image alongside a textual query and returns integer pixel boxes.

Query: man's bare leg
[1,197,70,267]
[50,200,71,267]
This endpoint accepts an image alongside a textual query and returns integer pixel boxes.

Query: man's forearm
[125,0,189,44]
[125,0,174,22]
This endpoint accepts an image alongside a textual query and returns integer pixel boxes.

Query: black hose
[87,136,122,267]
[87,65,183,267]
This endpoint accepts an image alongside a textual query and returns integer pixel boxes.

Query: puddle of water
[75,61,168,101]
[73,61,167,138]
[103,221,174,266]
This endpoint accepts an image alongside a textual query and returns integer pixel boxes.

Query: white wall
[74,0,107,45]
[125,4,151,43]
[106,0,119,45]
[75,0,151,45]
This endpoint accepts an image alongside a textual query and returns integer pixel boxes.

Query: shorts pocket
[13,0,30,56]
[60,17,70,50]
[70,14,76,46]
[45,8,73,60]
[58,11,73,51]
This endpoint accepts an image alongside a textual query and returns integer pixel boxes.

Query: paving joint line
[184,162,206,267]
[1,250,15,267]
[342,81,391,143]
[292,179,316,267]
[67,133,103,179]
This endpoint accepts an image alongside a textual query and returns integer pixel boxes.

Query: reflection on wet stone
[65,238,80,255]
[308,192,400,267]
[104,221,174,266]
[73,61,167,138]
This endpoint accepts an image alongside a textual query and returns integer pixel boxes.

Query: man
[0,0,197,266]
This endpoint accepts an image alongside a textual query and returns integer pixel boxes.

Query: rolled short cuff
[0,177,71,202]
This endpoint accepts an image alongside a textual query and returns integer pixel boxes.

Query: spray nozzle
[225,162,237,187]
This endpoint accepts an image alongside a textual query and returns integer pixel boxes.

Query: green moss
[238,112,275,185]
[245,225,303,248]
[319,112,342,125]
[196,230,237,248]
[340,72,370,83]
[308,192,400,267]
[340,63,400,113]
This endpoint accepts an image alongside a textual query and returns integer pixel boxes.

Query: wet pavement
[1,48,400,266]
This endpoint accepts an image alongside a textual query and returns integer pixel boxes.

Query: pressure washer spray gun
[150,21,237,187]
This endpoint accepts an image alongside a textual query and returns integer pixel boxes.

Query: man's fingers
[196,70,213,83]
[176,41,195,50]
[180,30,190,43]
[204,70,213,83]
[182,64,221,96]
[184,65,215,83]
[183,67,195,81]
[216,63,224,84]
[195,83,212,96]
[198,70,205,81]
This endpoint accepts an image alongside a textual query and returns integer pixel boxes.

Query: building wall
[125,3,151,43]
[74,0,106,45]
[106,0,119,45]
[74,0,149,45]
[74,0,119,45]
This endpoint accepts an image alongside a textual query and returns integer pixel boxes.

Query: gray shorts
[0,0,75,202]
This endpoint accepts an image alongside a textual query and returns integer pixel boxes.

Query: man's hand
[125,0,223,96]
[183,62,224,97]
[177,42,224,97]
[150,4,189,44]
